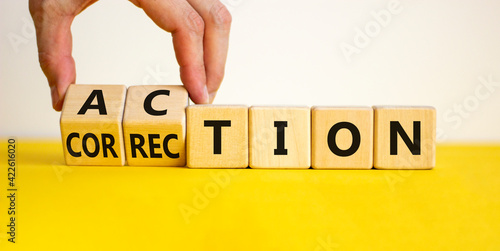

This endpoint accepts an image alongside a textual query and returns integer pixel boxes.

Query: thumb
[31,4,76,111]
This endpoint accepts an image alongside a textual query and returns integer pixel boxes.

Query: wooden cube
[186,105,248,168]
[249,106,310,169]
[311,107,373,169]
[374,106,436,169]
[123,85,188,166]
[60,84,127,166]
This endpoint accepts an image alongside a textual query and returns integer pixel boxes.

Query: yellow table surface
[0,140,499,250]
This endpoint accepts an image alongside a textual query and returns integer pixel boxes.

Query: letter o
[327,122,361,157]
[204,182,220,199]
[82,133,100,158]
[365,20,381,37]
[463,96,479,112]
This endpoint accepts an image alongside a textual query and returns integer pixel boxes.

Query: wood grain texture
[186,105,248,168]
[60,84,127,166]
[374,106,436,169]
[249,106,310,169]
[123,85,188,166]
[312,106,373,169]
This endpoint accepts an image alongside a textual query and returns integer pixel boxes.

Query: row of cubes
[60,85,436,169]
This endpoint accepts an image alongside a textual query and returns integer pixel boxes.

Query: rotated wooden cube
[186,105,248,168]
[374,106,436,169]
[60,84,127,166]
[123,85,188,166]
[249,106,310,169]
[312,107,373,169]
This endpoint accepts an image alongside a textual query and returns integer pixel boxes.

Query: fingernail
[209,91,217,104]
[50,86,60,109]
[202,85,210,104]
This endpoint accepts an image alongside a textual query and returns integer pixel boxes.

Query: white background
[1,0,499,141]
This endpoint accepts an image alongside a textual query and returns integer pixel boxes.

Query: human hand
[29,0,232,111]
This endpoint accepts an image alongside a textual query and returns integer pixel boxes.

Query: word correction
[60,85,436,169]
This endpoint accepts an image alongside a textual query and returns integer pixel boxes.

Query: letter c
[67,132,81,157]
[144,90,170,116]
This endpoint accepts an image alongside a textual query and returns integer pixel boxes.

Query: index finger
[133,0,209,104]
